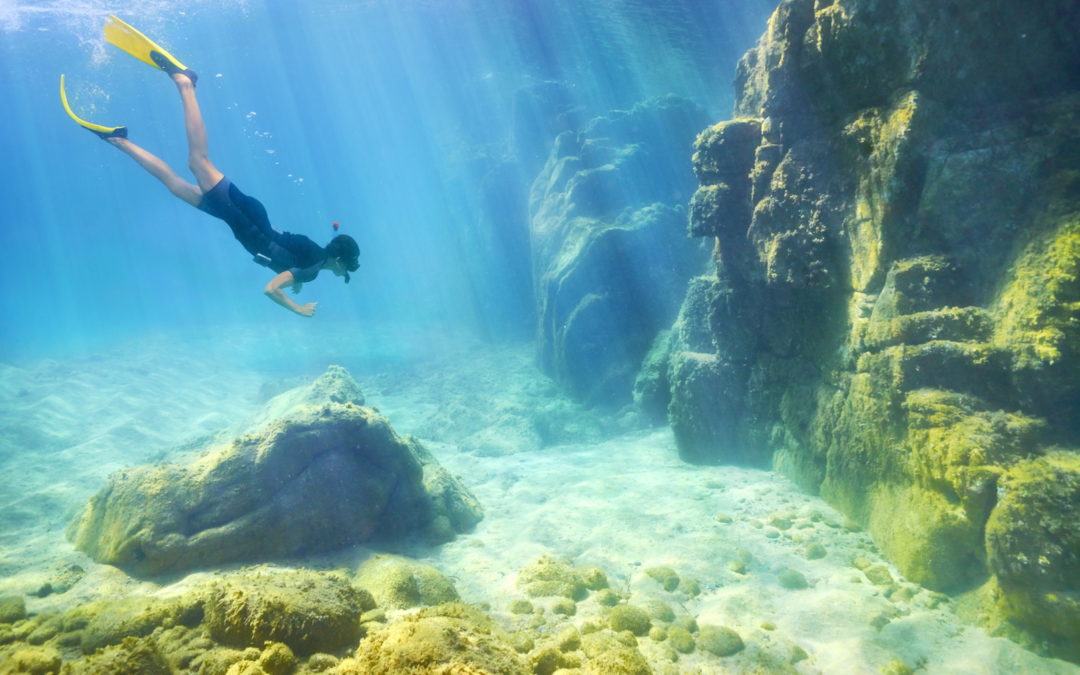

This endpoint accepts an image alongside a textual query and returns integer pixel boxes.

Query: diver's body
[66,18,359,317]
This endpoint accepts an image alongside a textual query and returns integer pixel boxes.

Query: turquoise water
[0,0,774,361]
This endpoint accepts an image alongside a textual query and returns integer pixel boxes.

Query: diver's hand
[296,302,318,317]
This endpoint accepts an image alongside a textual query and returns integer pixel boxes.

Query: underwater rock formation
[530,95,711,407]
[662,0,1080,660]
[67,367,482,576]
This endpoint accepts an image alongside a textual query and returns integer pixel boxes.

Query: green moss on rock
[517,555,588,600]
[698,625,745,657]
[355,554,459,610]
[351,602,529,675]
[203,568,371,656]
[608,605,651,636]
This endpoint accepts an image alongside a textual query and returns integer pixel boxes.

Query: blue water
[0,0,773,361]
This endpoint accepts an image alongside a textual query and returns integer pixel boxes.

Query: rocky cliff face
[530,96,710,407]
[662,0,1080,660]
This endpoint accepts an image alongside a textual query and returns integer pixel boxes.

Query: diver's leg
[171,73,224,192]
[106,137,203,206]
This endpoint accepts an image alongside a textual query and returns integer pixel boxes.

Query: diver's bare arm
[263,271,317,317]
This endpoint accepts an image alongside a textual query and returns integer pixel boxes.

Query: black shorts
[198,177,275,258]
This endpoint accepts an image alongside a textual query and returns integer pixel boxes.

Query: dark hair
[326,234,360,271]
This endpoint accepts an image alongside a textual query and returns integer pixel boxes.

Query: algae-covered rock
[354,554,459,610]
[580,631,651,675]
[7,645,61,674]
[64,636,169,675]
[667,626,695,654]
[517,555,588,600]
[644,567,680,592]
[778,568,808,590]
[351,602,529,674]
[698,625,744,657]
[0,596,26,624]
[203,567,372,656]
[608,605,651,636]
[984,452,1080,656]
[64,595,201,654]
[68,368,482,576]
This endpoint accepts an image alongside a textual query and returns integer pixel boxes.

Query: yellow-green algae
[346,602,529,675]
[354,554,459,610]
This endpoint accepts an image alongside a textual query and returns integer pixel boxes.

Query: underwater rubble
[0,555,779,675]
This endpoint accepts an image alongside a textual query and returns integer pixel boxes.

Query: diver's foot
[150,50,198,87]
[94,127,128,142]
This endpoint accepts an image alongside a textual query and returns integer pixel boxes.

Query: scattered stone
[863,565,895,586]
[509,599,534,615]
[644,600,675,623]
[529,644,571,675]
[769,515,793,530]
[728,560,748,574]
[805,543,828,560]
[31,563,85,598]
[667,626,695,653]
[595,589,621,606]
[552,598,576,616]
[870,613,892,630]
[649,626,668,642]
[698,625,745,657]
[517,556,588,600]
[645,567,681,591]
[510,633,535,654]
[791,645,809,663]
[352,603,528,674]
[359,608,386,624]
[714,513,733,524]
[760,621,776,631]
[0,596,27,624]
[765,528,781,539]
[26,614,62,645]
[10,645,62,674]
[204,567,372,656]
[581,631,651,674]
[70,635,169,674]
[609,604,652,636]
[852,556,873,570]
[556,627,581,652]
[305,653,338,671]
[678,577,702,597]
[673,616,698,633]
[258,642,295,675]
[778,568,808,590]
[580,566,609,590]
[580,620,603,635]
[356,554,459,609]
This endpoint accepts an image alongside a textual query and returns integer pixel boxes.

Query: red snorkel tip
[332,221,340,232]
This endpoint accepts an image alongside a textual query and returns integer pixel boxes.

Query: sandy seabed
[0,323,1076,674]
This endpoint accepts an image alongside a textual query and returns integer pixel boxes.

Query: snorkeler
[60,15,358,317]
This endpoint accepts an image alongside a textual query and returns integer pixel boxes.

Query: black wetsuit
[198,177,326,283]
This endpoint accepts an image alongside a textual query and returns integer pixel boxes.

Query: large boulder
[67,367,482,576]
[663,0,1080,660]
[529,95,710,407]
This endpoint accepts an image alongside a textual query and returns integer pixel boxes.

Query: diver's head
[325,234,360,283]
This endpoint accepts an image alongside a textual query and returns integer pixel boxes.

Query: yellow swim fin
[59,74,127,139]
[104,14,197,85]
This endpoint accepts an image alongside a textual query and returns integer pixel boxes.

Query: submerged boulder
[67,367,482,576]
